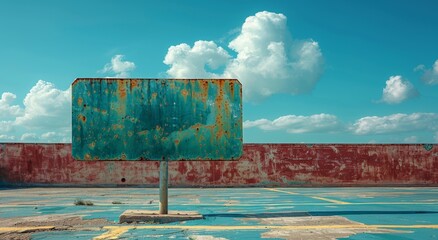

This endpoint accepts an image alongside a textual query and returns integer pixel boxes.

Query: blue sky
[1,0,438,143]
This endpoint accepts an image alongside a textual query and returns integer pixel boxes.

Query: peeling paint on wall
[0,143,437,186]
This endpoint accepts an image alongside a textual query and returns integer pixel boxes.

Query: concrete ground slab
[119,210,203,223]
[0,187,437,239]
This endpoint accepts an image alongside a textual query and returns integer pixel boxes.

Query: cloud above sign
[101,55,136,78]
[163,11,324,102]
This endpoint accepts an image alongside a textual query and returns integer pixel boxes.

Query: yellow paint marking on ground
[264,188,299,195]
[0,226,55,232]
[311,196,350,204]
[93,224,438,234]
[3,223,438,240]
[372,225,438,229]
[93,226,131,240]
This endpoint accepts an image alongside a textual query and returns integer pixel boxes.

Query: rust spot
[200,80,209,103]
[168,81,176,89]
[174,140,180,145]
[130,80,138,90]
[181,89,188,97]
[118,81,127,98]
[224,101,230,117]
[138,130,148,136]
[121,153,127,160]
[88,142,96,149]
[112,124,124,130]
[77,97,83,106]
[152,92,158,99]
[78,115,86,122]
[191,123,206,132]
[229,81,234,94]
[84,154,91,160]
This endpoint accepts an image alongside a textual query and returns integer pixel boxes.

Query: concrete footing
[119,210,203,224]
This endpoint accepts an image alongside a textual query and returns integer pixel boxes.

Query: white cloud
[352,113,438,135]
[164,41,230,78]
[101,54,136,78]
[15,80,71,130]
[20,133,39,142]
[244,114,341,134]
[0,92,23,120]
[163,11,324,102]
[403,136,418,143]
[414,64,425,72]
[0,80,72,143]
[0,134,15,141]
[40,131,71,143]
[0,121,14,133]
[381,75,418,104]
[418,60,438,85]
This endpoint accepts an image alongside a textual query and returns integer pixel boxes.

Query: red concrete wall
[0,143,437,186]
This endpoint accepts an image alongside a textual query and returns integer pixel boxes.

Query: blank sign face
[71,79,243,161]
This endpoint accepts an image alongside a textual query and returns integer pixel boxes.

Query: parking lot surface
[0,187,437,239]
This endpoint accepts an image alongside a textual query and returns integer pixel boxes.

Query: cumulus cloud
[244,114,341,134]
[164,41,230,78]
[15,80,71,130]
[0,80,71,143]
[417,60,438,85]
[381,75,418,104]
[351,113,438,135]
[20,133,39,142]
[0,92,23,120]
[163,11,324,102]
[101,54,136,78]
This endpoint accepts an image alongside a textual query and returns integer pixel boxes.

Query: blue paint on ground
[31,230,104,240]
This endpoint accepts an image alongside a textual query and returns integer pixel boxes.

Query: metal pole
[159,158,168,214]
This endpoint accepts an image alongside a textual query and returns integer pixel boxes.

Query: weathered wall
[0,143,437,187]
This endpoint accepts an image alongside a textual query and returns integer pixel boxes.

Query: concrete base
[119,210,203,224]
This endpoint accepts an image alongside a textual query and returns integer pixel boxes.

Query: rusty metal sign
[71,78,243,161]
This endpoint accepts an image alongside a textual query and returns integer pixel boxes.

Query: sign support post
[159,158,168,214]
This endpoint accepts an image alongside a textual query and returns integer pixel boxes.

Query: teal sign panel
[71,79,243,161]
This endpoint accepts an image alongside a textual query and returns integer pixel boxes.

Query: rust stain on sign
[71,78,243,161]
